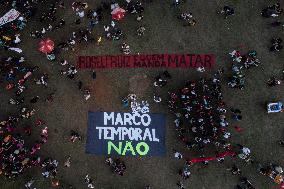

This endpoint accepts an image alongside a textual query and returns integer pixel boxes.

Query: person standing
[174,150,183,159]
[92,70,96,80]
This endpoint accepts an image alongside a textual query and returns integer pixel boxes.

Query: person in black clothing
[270,38,283,52]
[78,81,83,90]
[30,96,40,103]
[75,18,81,25]
[176,181,185,189]
[278,140,284,147]
[220,6,235,19]
[270,21,284,27]
[267,76,281,86]
[235,185,243,189]
[240,177,255,189]
[261,3,283,18]
[228,165,241,175]
[92,70,96,80]
[231,108,241,114]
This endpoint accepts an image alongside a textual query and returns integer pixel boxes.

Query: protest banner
[86,111,166,156]
[77,54,215,69]
[0,9,20,27]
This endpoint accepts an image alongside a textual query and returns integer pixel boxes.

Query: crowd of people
[162,70,283,188]
[227,50,260,90]
[0,0,63,187]
[0,0,139,187]
[262,3,283,53]
[166,72,234,155]
[0,0,52,178]
[0,0,283,189]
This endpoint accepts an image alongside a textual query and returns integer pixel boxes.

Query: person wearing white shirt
[41,28,46,34]
[14,34,21,44]
[77,10,85,18]
[174,150,183,159]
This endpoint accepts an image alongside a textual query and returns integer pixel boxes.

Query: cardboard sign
[0,9,20,26]
[77,54,215,69]
[86,112,166,156]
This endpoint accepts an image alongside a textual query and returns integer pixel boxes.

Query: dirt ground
[0,0,284,189]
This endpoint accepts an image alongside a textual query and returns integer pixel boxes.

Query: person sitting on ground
[270,20,284,27]
[227,165,241,175]
[84,89,91,100]
[240,177,255,189]
[30,96,40,103]
[154,71,171,87]
[231,108,241,114]
[60,59,68,66]
[173,150,183,159]
[64,156,71,167]
[176,181,185,189]
[70,130,82,142]
[221,5,235,19]
[137,14,143,21]
[137,26,146,36]
[267,76,281,86]
[178,12,193,20]
[270,37,283,52]
[24,179,35,189]
[188,19,197,26]
[84,174,94,188]
[121,43,131,55]
[197,66,205,72]
[122,97,129,107]
[153,94,162,103]
[262,3,283,18]
[278,140,284,147]
[154,76,167,87]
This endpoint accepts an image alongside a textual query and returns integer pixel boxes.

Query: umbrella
[111,7,125,21]
[38,38,54,54]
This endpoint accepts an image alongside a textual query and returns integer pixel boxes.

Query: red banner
[187,151,236,164]
[76,54,215,69]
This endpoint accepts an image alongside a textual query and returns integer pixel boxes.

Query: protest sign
[86,112,166,156]
[77,54,215,69]
[0,9,20,27]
